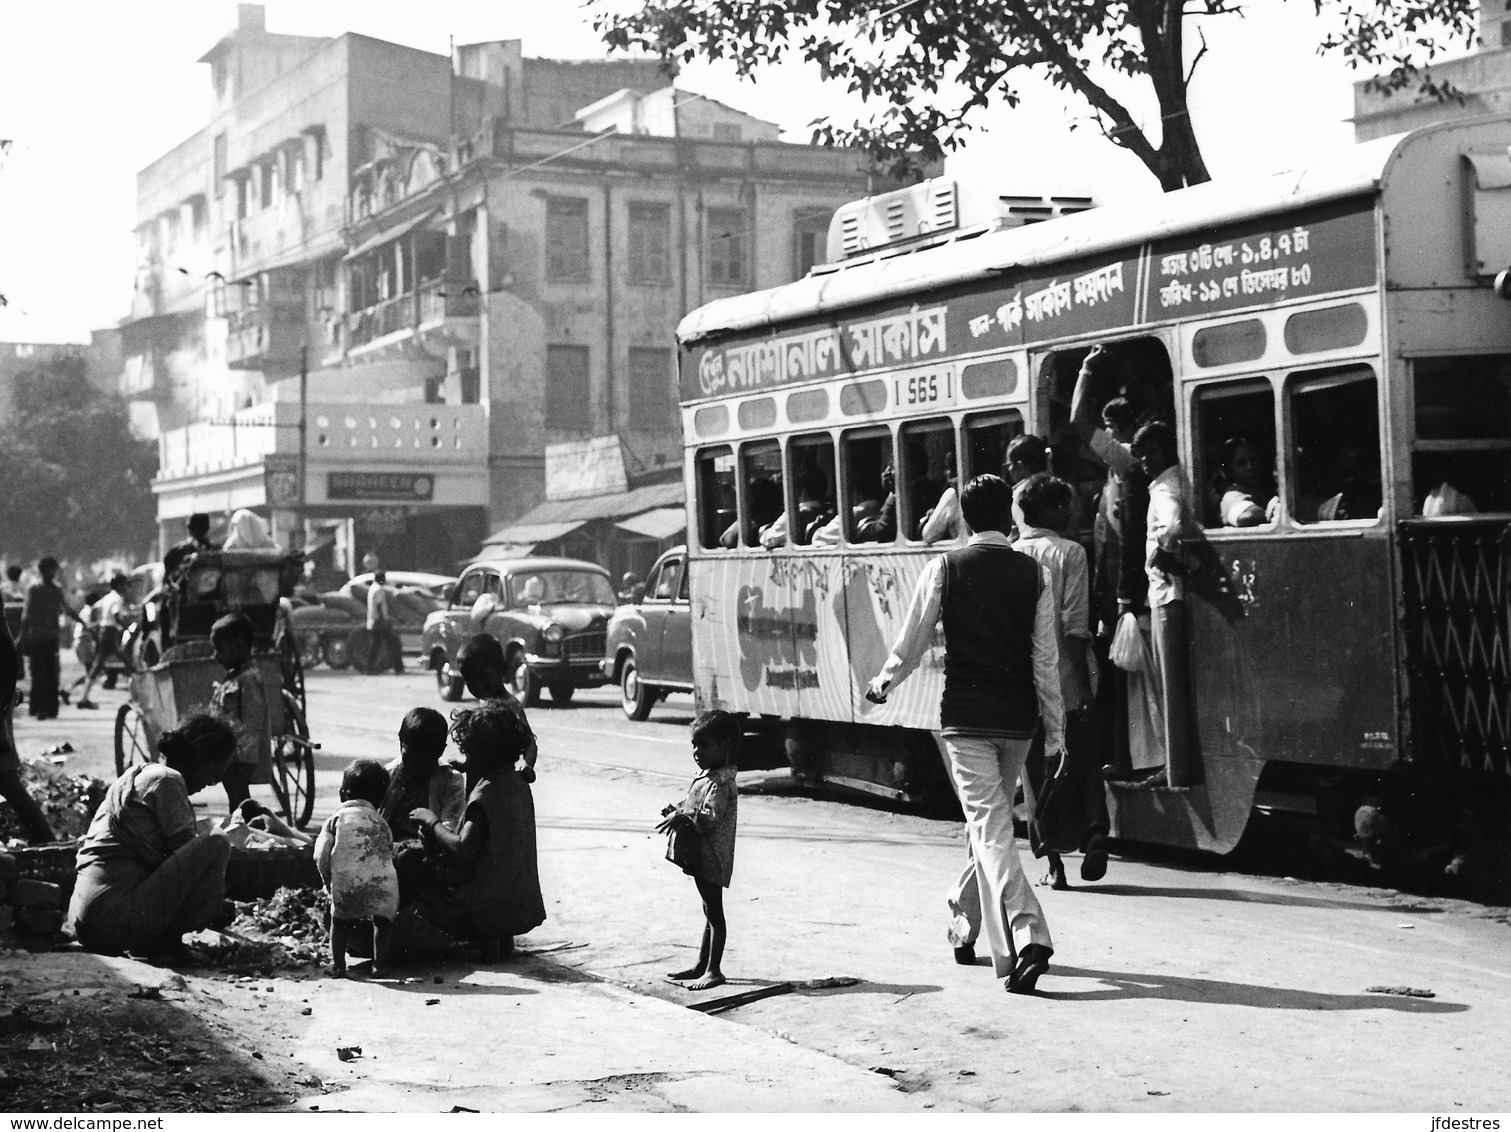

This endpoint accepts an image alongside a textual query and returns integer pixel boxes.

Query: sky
[0,1,1440,343]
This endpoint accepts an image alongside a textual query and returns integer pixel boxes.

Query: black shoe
[1006,943,1052,995]
[1081,832,1109,882]
[952,943,976,966]
[76,699,99,710]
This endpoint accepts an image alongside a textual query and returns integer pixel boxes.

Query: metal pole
[298,344,308,513]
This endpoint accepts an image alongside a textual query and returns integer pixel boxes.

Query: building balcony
[225,305,306,370]
[344,276,480,358]
[155,400,489,483]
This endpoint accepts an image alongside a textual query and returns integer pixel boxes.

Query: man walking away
[867,474,1065,995]
[366,570,404,675]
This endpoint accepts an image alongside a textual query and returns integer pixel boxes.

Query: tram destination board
[682,195,1377,403]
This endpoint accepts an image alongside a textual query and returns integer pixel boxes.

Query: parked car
[422,557,617,705]
[288,571,454,670]
[602,545,694,720]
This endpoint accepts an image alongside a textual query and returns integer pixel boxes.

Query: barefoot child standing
[315,760,400,977]
[659,710,740,991]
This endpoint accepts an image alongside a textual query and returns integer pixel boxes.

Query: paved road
[12,662,1511,1111]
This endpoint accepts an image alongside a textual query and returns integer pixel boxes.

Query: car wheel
[547,683,575,705]
[436,655,465,701]
[620,657,653,721]
[324,633,352,670]
[508,650,541,706]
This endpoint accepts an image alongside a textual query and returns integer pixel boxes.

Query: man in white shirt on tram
[1130,421,1194,788]
[866,474,1065,995]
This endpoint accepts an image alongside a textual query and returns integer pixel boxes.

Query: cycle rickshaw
[112,548,317,828]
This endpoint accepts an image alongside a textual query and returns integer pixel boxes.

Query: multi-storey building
[135,6,911,577]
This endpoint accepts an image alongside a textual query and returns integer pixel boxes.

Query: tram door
[1184,364,1397,787]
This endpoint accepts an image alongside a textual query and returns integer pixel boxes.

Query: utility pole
[298,344,308,514]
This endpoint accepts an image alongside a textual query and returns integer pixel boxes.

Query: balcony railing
[419,276,480,325]
[344,276,480,352]
[225,305,304,368]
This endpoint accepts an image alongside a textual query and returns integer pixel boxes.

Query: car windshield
[508,570,615,606]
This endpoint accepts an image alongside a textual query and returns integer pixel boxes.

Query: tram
[675,116,1511,859]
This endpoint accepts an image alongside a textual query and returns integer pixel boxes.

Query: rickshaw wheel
[114,702,155,776]
[271,692,315,829]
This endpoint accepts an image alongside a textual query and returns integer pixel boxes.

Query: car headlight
[542,623,565,643]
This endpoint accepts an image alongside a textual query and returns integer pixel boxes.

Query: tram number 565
[897,369,951,407]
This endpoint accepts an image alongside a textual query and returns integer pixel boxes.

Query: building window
[309,127,326,182]
[627,203,670,283]
[545,197,590,282]
[259,162,274,211]
[792,207,831,279]
[546,345,591,429]
[706,207,747,287]
[213,132,227,186]
[628,347,672,429]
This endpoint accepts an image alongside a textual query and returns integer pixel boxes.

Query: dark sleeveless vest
[939,542,1042,734]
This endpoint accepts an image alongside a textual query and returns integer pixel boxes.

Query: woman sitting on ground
[66,711,238,961]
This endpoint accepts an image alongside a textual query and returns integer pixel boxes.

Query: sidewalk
[0,947,946,1113]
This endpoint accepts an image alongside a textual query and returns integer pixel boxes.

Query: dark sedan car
[602,545,693,720]
[421,557,616,705]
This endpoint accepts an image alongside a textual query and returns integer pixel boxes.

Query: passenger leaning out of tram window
[1213,437,1278,527]
[920,453,963,544]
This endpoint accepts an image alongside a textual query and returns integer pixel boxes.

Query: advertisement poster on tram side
[688,552,941,731]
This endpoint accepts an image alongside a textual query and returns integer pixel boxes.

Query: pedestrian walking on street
[315,759,400,978]
[76,574,134,710]
[364,570,404,674]
[1,566,24,605]
[659,709,740,992]
[1013,473,1107,889]
[17,557,86,720]
[209,613,274,813]
[867,473,1065,995]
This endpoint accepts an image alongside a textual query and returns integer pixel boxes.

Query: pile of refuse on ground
[186,886,330,974]
[0,755,106,844]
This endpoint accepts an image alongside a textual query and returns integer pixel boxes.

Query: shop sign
[328,471,435,502]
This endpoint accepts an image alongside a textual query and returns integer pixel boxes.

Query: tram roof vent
[826,177,1097,263]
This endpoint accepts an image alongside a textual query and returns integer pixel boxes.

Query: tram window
[788,433,838,546]
[842,428,896,543]
[1284,303,1368,355]
[1411,355,1511,513]
[740,440,784,547]
[1192,378,1277,528]
[1192,319,1266,368]
[898,417,955,541]
[963,410,1025,480]
[1413,356,1511,440]
[738,397,778,430]
[787,387,829,424]
[693,404,729,439]
[961,357,1019,400]
[1287,366,1382,524]
[694,446,736,550]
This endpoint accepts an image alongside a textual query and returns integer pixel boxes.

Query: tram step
[1105,779,1192,795]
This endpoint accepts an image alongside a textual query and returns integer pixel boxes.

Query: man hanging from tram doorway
[866,473,1065,996]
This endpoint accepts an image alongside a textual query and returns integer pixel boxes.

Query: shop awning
[616,507,686,541]
[344,209,439,261]
[479,519,587,548]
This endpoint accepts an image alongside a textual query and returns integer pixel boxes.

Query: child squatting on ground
[315,759,400,977]
[659,710,740,991]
